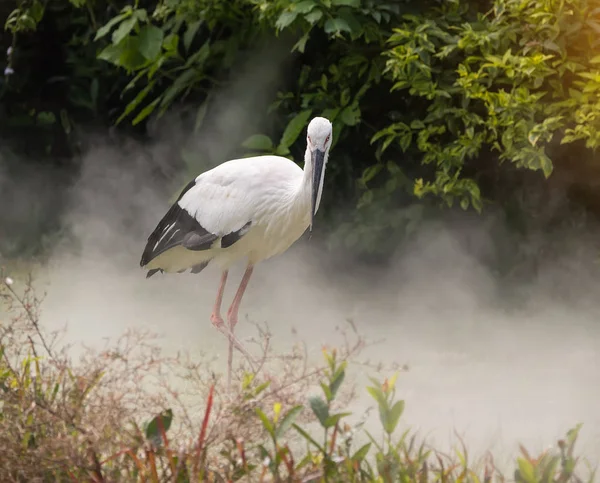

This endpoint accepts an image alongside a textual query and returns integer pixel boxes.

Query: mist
[3,44,600,476]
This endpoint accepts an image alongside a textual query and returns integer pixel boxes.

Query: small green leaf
[132,98,159,125]
[293,423,325,452]
[540,153,553,178]
[517,458,537,483]
[329,369,345,399]
[94,12,129,40]
[145,409,173,445]
[293,32,311,52]
[280,109,313,148]
[255,408,275,437]
[294,0,317,13]
[183,20,201,52]
[351,442,371,462]
[309,396,329,427]
[275,405,303,439]
[276,11,298,30]
[138,25,164,61]
[304,9,323,24]
[366,385,386,408]
[324,17,352,34]
[320,382,333,402]
[385,400,404,435]
[325,412,352,428]
[242,134,273,151]
[111,17,137,45]
[332,0,360,6]
[37,111,56,125]
[117,81,155,124]
[162,33,179,53]
[340,104,360,126]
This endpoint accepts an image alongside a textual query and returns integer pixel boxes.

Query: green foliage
[375,0,600,211]
[6,0,600,259]
[0,324,592,482]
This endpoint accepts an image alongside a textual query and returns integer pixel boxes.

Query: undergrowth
[0,271,595,482]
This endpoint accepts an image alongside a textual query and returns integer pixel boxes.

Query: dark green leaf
[163,33,179,53]
[320,382,333,402]
[324,412,351,428]
[340,104,360,125]
[293,32,311,52]
[329,369,345,399]
[94,12,129,40]
[366,385,387,409]
[36,111,56,125]
[275,405,303,439]
[145,409,173,445]
[97,43,122,64]
[111,17,137,45]
[184,21,201,51]
[304,9,323,24]
[324,17,352,34]
[276,11,298,30]
[255,408,275,437]
[117,81,155,124]
[30,1,44,22]
[242,134,273,151]
[332,0,360,6]
[362,164,382,183]
[293,423,325,452]
[384,400,404,435]
[132,98,159,125]
[351,442,371,462]
[295,0,317,13]
[280,110,313,148]
[138,25,164,61]
[159,68,198,109]
[309,396,329,427]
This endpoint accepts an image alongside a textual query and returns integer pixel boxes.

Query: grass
[0,270,595,482]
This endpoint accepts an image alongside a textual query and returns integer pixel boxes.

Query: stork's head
[306,117,333,234]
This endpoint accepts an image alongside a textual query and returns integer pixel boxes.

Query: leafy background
[2,0,600,267]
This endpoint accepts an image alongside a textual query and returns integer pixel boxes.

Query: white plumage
[140,116,333,368]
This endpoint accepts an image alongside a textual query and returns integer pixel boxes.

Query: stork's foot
[210,315,256,368]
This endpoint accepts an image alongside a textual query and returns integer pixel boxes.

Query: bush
[0,272,594,482]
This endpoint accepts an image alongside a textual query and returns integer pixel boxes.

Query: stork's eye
[308,135,312,144]
[325,134,330,144]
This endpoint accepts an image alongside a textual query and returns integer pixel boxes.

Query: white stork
[140,117,333,372]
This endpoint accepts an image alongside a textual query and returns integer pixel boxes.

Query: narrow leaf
[138,25,164,61]
[242,134,273,151]
[309,396,329,427]
[280,110,313,148]
[275,406,303,439]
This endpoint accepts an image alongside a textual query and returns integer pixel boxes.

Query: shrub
[0,272,594,482]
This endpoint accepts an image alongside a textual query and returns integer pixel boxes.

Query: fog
[2,44,600,475]
[20,145,598,474]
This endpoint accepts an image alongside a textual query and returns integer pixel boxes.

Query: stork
[140,117,333,382]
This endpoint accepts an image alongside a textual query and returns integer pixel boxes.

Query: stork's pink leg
[209,268,256,369]
[210,270,228,329]
[227,264,254,329]
[224,264,255,389]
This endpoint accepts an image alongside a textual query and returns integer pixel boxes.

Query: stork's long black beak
[310,148,325,234]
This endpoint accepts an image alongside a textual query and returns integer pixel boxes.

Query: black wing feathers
[140,180,217,267]
[140,179,253,272]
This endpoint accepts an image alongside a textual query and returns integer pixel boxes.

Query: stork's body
[140,117,333,371]
[142,155,314,274]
